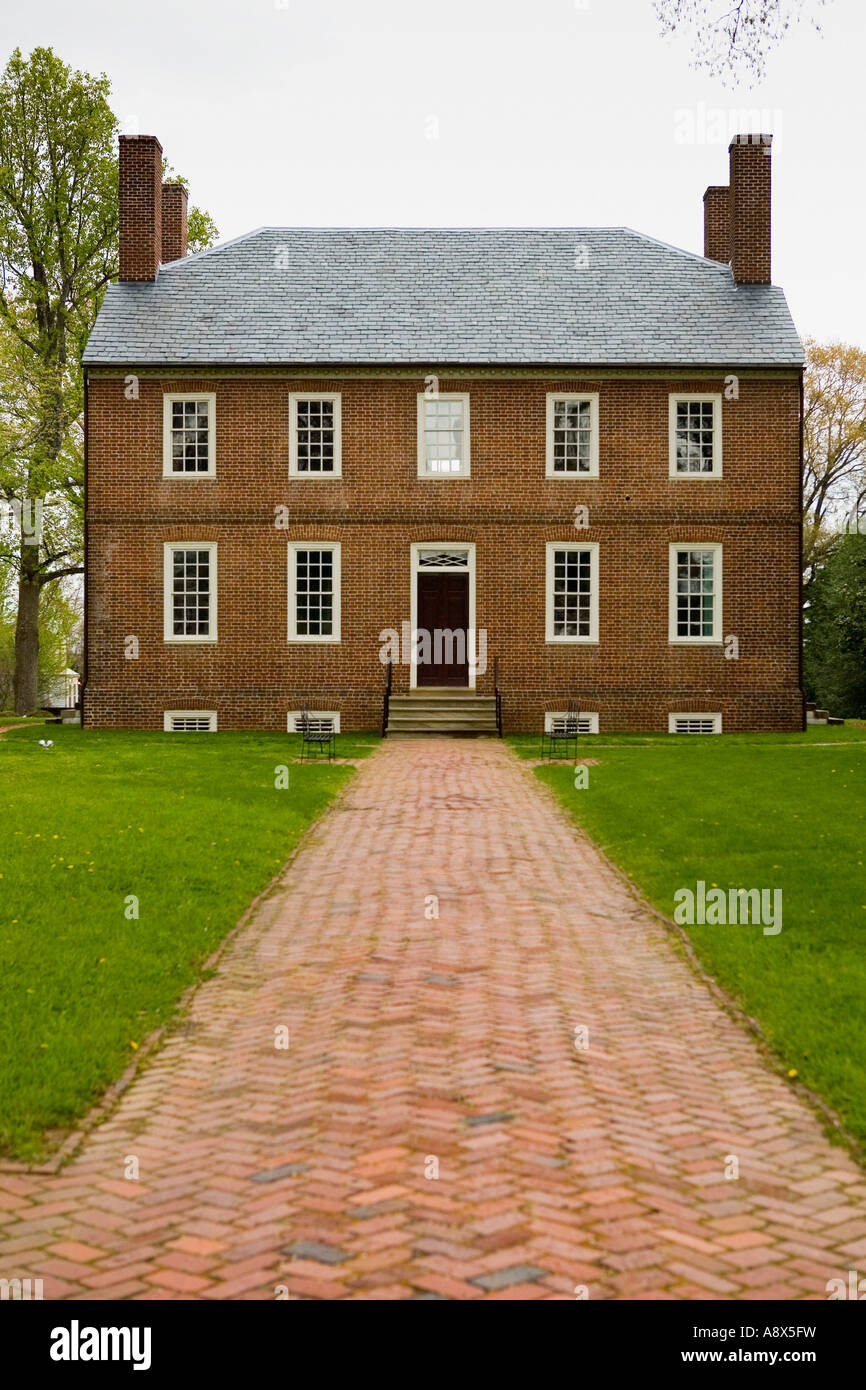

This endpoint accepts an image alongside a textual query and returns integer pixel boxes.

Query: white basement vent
[545,711,599,735]
[164,710,217,732]
[287,711,340,734]
[668,713,721,735]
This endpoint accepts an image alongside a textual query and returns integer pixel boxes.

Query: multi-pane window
[163,543,217,642]
[288,543,341,642]
[170,549,212,637]
[669,545,722,642]
[289,394,342,476]
[417,394,470,477]
[545,543,599,642]
[669,395,722,476]
[163,394,215,476]
[546,394,599,476]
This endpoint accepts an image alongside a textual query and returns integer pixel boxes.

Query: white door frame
[409,542,476,690]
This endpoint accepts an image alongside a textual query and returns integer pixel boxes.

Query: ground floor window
[669,544,722,643]
[287,542,341,642]
[163,543,217,642]
[545,542,599,643]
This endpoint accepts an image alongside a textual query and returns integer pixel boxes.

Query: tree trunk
[13,547,41,714]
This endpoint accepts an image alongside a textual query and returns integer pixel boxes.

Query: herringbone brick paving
[2,739,865,1300]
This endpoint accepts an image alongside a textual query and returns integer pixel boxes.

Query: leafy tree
[0,47,218,712]
[0,566,78,710]
[803,534,866,718]
[654,0,826,85]
[802,338,866,584]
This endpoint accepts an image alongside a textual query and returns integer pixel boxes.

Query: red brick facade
[83,369,803,732]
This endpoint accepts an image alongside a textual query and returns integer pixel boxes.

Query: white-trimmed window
[417,393,470,477]
[163,710,217,732]
[545,711,599,734]
[668,713,722,734]
[289,393,342,477]
[163,393,216,477]
[545,394,599,477]
[545,542,599,643]
[287,711,341,733]
[287,542,341,642]
[163,543,217,643]
[669,544,722,643]
[669,394,722,477]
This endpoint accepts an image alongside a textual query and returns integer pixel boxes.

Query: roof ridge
[158,225,735,275]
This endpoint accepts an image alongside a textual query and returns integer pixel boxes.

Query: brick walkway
[2,738,866,1300]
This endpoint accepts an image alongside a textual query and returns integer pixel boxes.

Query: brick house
[82,133,803,735]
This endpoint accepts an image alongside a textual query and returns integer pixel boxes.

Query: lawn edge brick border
[520,745,866,1175]
[0,755,367,1175]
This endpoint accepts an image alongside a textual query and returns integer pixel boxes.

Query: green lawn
[510,724,866,1147]
[0,725,377,1161]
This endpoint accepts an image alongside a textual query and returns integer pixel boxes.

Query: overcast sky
[3,0,863,345]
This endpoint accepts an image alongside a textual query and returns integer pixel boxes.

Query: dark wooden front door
[417,572,470,686]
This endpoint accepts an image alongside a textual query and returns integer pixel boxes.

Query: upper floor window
[162,393,216,477]
[669,544,722,643]
[289,393,342,477]
[417,393,470,478]
[545,542,599,643]
[669,394,722,477]
[287,542,341,643]
[545,393,599,477]
[163,542,217,642]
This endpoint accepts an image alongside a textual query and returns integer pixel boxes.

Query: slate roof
[82,227,803,368]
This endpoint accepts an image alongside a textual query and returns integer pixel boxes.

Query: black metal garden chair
[540,700,580,761]
[298,709,336,762]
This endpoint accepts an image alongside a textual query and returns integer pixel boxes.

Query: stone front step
[401,692,496,703]
[391,701,496,714]
[387,693,498,736]
[388,720,499,733]
[387,730,499,738]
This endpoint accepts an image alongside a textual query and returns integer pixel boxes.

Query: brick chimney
[161,182,188,263]
[703,185,730,263]
[728,133,772,284]
[119,135,163,281]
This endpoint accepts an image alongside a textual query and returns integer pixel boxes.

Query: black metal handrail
[382,657,392,737]
[494,657,502,738]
